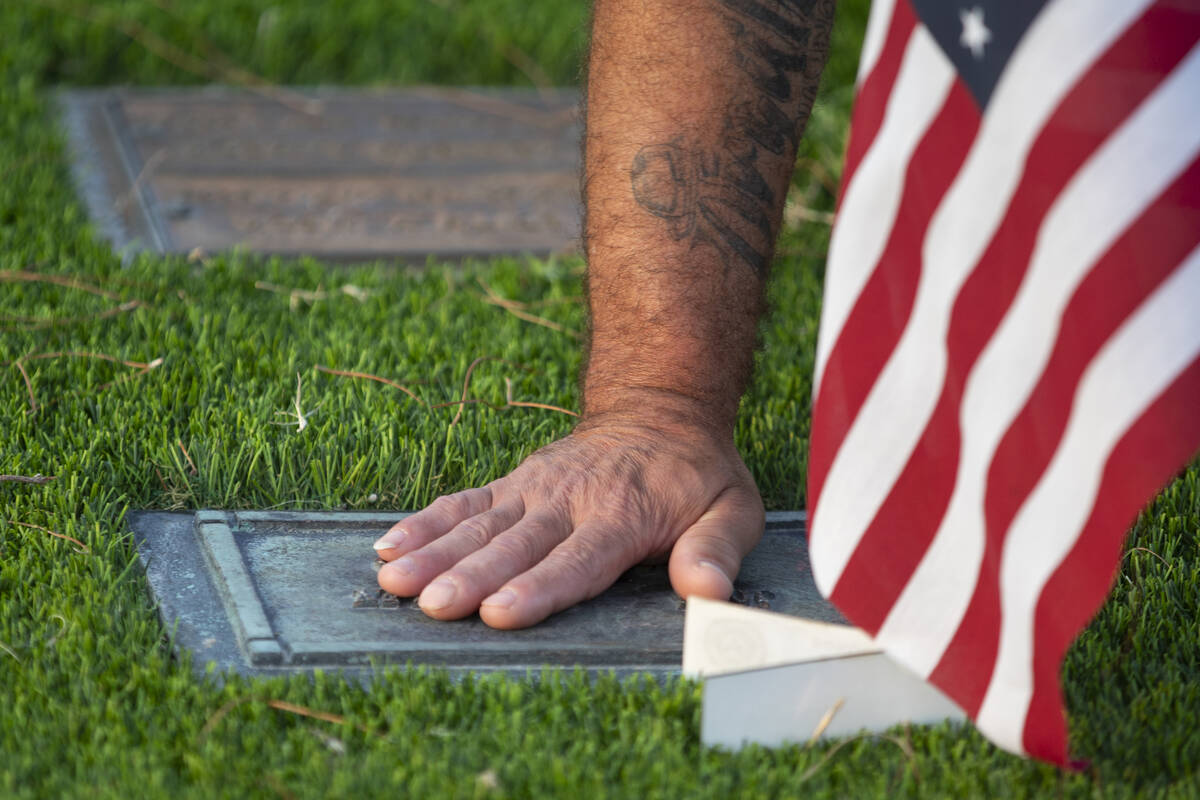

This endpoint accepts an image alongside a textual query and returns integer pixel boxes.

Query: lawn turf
[1,0,1198,796]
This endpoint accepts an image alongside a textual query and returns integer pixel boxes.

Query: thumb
[668,486,764,600]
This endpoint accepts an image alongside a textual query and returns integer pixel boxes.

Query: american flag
[806,0,1200,763]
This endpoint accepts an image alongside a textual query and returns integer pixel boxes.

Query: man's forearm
[375,0,835,624]
[582,0,835,430]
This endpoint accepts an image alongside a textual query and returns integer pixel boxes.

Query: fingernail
[481,589,516,610]
[697,559,732,582]
[388,556,416,576]
[373,530,406,550]
[419,578,457,611]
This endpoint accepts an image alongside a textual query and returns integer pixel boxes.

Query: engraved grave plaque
[129,510,841,678]
[59,87,582,261]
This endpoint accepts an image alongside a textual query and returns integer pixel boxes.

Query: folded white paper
[684,596,965,749]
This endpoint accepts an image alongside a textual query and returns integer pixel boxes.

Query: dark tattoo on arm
[630,0,834,277]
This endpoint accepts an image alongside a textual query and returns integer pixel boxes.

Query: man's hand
[377,0,832,628]
[374,412,764,629]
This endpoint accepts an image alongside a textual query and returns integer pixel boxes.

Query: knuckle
[687,530,741,564]
[592,519,642,559]
[429,494,464,515]
[730,486,766,519]
[550,532,629,597]
[452,516,495,548]
[431,488,485,518]
[549,546,597,587]
[488,532,542,568]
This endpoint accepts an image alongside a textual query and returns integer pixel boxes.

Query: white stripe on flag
[814,27,952,395]
[975,242,1200,755]
[856,0,897,85]
[809,0,1154,597]
[875,40,1200,676]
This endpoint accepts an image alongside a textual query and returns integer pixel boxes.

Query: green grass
[1,0,1198,796]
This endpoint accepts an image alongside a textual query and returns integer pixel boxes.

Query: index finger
[373,485,497,560]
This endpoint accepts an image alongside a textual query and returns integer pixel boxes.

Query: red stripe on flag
[930,153,1200,715]
[826,3,1199,634]
[837,0,918,210]
[1023,355,1200,763]
[808,84,978,514]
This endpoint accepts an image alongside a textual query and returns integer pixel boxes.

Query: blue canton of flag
[909,0,1051,106]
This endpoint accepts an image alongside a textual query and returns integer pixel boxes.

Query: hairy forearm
[581,0,834,431]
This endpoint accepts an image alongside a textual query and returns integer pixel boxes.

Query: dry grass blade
[513,295,584,310]
[153,466,171,492]
[20,351,161,369]
[451,356,492,426]
[0,300,144,332]
[273,373,321,431]
[0,269,123,301]
[112,148,166,215]
[500,42,555,103]
[9,352,164,413]
[204,694,391,744]
[30,0,320,115]
[141,0,322,115]
[177,439,198,475]
[45,614,69,649]
[313,364,426,406]
[0,640,20,663]
[504,377,577,418]
[1123,546,1173,575]
[476,769,501,791]
[434,377,575,420]
[475,279,582,309]
[807,698,845,744]
[256,281,372,310]
[256,280,326,311]
[476,279,580,338]
[431,398,504,411]
[308,727,347,755]
[4,520,90,553]
[449,356,531,426]
[783,204,836,227]
[798,731,914,784]
[798,736,860,782]
[94,360,164,393]
[12,361,37,414]
[0,474,56,485]
[794,156,841,197]
[884,730,916,762]
[199,696,256,737]
[266,700,375,735]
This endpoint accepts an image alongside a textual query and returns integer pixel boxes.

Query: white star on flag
[960,6,993,59]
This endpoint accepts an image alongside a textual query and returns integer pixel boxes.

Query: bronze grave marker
[128,510,840,678]
[59,87,582,261]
